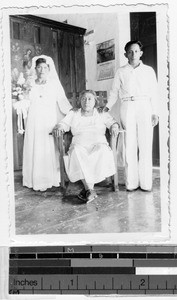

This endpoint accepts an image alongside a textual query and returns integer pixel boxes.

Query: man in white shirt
[104,40,159,191]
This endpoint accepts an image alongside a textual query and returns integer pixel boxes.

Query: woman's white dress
[60,109,116,184]
[23,80,71,191]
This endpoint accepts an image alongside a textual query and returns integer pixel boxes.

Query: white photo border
[0,1,171,246]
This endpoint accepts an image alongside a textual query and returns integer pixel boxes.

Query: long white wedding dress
[23,79,71,191]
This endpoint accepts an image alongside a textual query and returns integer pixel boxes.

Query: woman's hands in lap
[52,124,65,137]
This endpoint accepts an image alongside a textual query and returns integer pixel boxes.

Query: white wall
[79,13,119,92]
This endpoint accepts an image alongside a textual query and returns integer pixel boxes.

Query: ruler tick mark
[41,277,43,290]
[112,277,114,289]
[94,281,96,289]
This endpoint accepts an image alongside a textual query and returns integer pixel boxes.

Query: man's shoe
[126,187,139,192]
[140,188,152,192]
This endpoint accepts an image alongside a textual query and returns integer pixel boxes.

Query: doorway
[130,12,160,166]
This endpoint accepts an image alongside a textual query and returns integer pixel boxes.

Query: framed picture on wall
[97,39,115,80]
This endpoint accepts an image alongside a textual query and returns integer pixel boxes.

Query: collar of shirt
[79,107,98,117]
[127,60,143,70]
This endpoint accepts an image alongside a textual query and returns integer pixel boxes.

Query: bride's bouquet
[12,72,30,134]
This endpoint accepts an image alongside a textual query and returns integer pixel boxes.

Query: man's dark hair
[124,40,143,52]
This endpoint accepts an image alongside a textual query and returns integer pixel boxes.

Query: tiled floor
[14,169,161,235]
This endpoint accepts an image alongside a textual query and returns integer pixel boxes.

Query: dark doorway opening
[130,12,160,166]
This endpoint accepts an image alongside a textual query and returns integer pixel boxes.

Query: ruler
[9,245,177,295]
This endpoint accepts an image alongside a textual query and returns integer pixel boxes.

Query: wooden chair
[57,90,125,193]
[57,128,121,193]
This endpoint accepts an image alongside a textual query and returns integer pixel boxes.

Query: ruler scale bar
[10,254,36,259]
[9,246,177,295]
[135,259,177,267]
[147,253,175,259]
[10,245,177,253]
[71,259,133,267]
[9,267,136,274]
[119,253,146,259]
[11,259,177,268]
[9,259,71,267]
[9,274,177,293]
[10,252,177,259]
[137,267,177,275]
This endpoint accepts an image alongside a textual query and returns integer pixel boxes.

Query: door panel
[58,30,74,94]
[74,34,86,92]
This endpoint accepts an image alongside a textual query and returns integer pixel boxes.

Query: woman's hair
[124,40,143,52]
[78,89,99,108]
[35,57,49,68]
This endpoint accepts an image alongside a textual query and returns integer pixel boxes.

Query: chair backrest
[95,91,107,108]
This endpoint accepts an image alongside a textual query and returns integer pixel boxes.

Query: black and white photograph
[0,1,172,245]
[97,39,115,64]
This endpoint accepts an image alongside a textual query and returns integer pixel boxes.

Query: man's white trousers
[120,100,153,190]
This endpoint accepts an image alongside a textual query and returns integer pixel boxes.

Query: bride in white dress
[23,55,72,191]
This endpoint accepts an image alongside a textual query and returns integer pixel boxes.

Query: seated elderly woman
[54,90,119,203]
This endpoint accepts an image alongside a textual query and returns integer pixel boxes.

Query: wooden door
[10,15,86,170]
[130,12,160,166]
[58,30,85,100]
